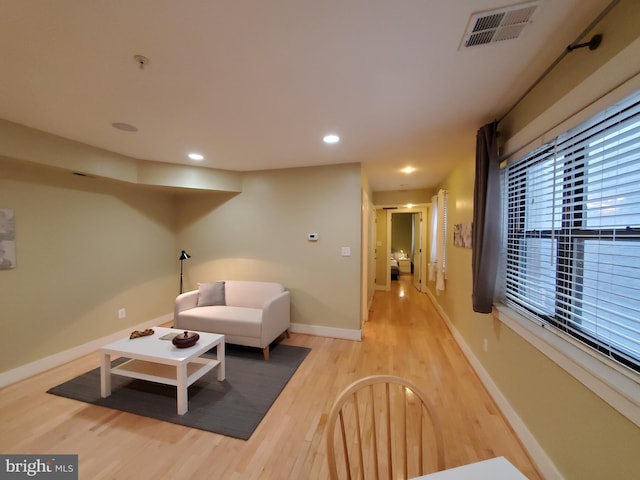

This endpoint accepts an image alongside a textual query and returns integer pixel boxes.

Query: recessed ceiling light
[323,134,340,144]
[111,122,138,132]
[401,166,416,174]
[188,153,204,161]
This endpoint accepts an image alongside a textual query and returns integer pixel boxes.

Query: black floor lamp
[179,250,191,294]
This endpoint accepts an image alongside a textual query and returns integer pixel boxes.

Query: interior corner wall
[0,157,177,373]
[175,163,362,331]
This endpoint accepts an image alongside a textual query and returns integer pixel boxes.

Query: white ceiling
[0,0,611,192]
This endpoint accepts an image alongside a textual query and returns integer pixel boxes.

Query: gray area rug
[47,343,310,440]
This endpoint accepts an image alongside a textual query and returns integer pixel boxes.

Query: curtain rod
[498,69,640,164]
[497,0,621,124]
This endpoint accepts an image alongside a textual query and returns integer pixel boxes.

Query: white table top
[100,327,223,365]
[411,457,529,480]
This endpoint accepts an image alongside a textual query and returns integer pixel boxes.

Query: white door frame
[385,206,428,292]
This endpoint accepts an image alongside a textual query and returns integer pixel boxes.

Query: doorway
[376,207,427,292]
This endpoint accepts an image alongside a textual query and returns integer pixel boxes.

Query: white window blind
[436,189,447,292]
[503,89,640,373]
[429,195,438,282]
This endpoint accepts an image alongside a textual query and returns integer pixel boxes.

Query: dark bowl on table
[172,331,200,348]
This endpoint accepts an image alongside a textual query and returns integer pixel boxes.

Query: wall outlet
[118,308,126,319]
[483,338,489,352]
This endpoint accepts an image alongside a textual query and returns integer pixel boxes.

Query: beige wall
[373,188,435,207]
[427,2,640,477]
[425,163,475,329]
[0,157,176,372]
[429,156,640,479]
[175,163,363,331]
[0,90,368,376]
[0,131,364,376]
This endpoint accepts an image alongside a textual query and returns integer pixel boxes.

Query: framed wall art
[453,222,472,249]
[0,209,16,269]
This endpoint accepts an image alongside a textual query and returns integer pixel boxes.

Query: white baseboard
[0,314,172,389]
[290,322,362,341]
[425,291,562,480]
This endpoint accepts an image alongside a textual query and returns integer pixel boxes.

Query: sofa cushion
[197,281,226,307]
[179,306,263,337]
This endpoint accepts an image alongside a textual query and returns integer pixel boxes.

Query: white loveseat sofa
[174,280,290,360]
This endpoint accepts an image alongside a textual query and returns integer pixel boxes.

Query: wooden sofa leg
[285,329,290,338]
[263,347,270,361]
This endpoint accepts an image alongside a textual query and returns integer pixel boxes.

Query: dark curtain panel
[472,121,500,313]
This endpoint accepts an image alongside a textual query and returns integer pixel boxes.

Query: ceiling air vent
[461,1,539,48]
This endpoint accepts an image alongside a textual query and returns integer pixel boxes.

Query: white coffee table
[99,327,225,415]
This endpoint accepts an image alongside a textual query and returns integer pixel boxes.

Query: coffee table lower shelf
[111,357,219,387]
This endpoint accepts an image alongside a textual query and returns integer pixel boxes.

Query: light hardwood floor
[0,276,542,479]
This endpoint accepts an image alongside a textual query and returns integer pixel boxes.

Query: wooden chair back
[326,375,444,480]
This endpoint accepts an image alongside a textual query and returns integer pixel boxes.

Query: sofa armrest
[261,291,291,343]
[174,290,199,324]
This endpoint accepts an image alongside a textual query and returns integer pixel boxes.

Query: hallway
[364,275,542,478]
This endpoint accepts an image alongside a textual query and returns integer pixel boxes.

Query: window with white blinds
[435,189,448,292]
[503,89,640,373]
[430,196,438,266]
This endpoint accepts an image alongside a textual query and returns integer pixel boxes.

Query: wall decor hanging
[0,209,16,269]
[453,222,472,249]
